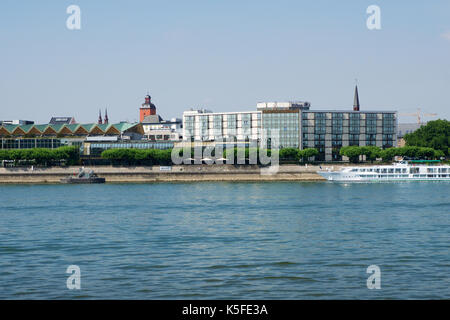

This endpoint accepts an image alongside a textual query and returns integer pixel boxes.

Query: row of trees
[221,148,272,164]
[404,119,449,156]
[379,146,444,161]
[0,146,79,165]
[279,148,319,162]
[100,148,173,165]
[340,145,444,163]
[100,148,274,165]
[102,145,444,165]
[99,147,320,165]
[220,147,317,163]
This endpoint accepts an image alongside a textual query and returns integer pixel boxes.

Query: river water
[0,182,449,299]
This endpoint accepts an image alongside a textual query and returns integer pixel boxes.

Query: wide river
[0,182,449,299]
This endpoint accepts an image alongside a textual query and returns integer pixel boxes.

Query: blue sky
[1,0,449,123]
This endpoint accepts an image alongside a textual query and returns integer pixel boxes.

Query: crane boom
[399,108,438,125]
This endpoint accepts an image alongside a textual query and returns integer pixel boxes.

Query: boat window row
[351,168,408,173]
[356,174,449,179]
[427,168,448,173]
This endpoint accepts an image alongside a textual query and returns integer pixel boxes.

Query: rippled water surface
[0,182,449,299]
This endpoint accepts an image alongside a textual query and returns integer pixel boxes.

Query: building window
[349,134,360,146]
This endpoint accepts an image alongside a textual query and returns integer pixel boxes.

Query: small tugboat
[60,168,106,184]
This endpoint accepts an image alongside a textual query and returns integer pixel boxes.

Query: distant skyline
[1,0,449,124]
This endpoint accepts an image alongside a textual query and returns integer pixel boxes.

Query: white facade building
[142,116,183,141]
[183,109,261,141]
[181,89,397,162]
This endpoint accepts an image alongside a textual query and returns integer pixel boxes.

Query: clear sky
[1,0,449,124]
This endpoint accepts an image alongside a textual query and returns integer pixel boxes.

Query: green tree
[339,146,363,163]
[360,146,381,163]
[153,149,172,165]
[416,147,436,159]
[52,146,79,165]
[279,148,300,161]
[434,149,445,159]
[221,147,272,164]
[0,146,79,166]
[379,148,397,161]
[10,149,26,161]
[31,148,52,165]
[298,148,319,162]
[0,150,11,160]
[101,148,174,165]
[404,119,449,156]
[379,146,442,161]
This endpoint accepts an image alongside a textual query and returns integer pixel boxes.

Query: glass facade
[226,114,237,137]
[382,134,394,148]
[382,114,395,148]
[241,114,251,139]
[313,113,326,160]
[199,116,208,141]
[365,113,377,136]
[183,111,261,142]
[184,116,195,138]
[300,111,396,161]
[1,138,63,149]
[331,113,343,160]
[212,115,222,139]
[301,112,310,149]
[262,111,299,148]
[183,108,397,162]
[349,134,360,146]
[349,113,360,134]
[365,134,377,146]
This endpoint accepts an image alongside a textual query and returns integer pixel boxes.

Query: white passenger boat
[317,160,450,182]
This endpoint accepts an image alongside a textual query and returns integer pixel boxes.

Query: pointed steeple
[98,109,103,124]
[104,108,109,124]
[353,85,360,111]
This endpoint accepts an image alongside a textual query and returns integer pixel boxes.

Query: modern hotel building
[182,87,397,161]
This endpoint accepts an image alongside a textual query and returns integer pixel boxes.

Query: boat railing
[77,168,95,179]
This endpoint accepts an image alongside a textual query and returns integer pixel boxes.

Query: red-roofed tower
[140,94,156,122]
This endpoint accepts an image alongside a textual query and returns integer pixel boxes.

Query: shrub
[100,148,174,165]
[0,146,79,165]
[298,148,319,162]
[279,148,300,161]
[339,146,363,163]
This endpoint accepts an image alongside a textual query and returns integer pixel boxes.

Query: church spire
[104,108,109,124]
[98,109,103,124]
[353,85,360,111]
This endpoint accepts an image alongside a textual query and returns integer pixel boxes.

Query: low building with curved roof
[0,122,145,150]
[0,122,143,138]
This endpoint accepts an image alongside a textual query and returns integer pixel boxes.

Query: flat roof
[184,109,397,115]
[184,110,260,115]
[303,110,397,113]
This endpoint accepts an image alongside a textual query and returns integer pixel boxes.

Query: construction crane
[399,108,437,125]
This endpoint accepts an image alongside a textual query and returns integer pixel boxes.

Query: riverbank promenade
[0,165,333,183]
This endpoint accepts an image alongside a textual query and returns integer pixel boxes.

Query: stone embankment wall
[0,165,343,183]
